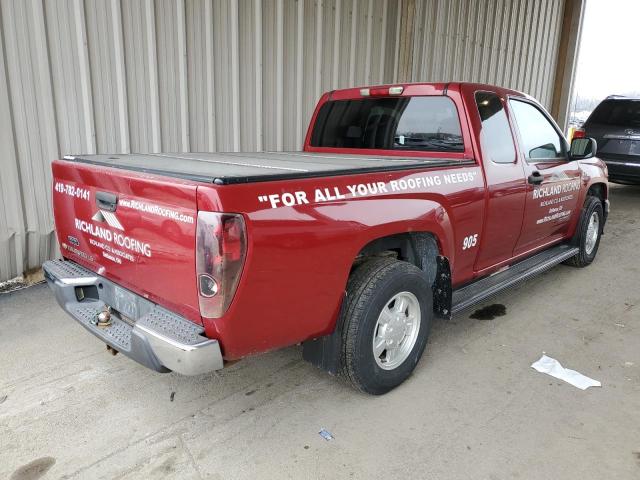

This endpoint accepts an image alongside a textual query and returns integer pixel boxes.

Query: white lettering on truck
[532,179,581,199]
[74,218,152,258]
[119,198,194,224]
[75,218,112,241]
[257,170,479,209]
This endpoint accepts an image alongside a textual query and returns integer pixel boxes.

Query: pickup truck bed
[64,152,470,185]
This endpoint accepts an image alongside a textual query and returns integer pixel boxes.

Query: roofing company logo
[92,209,124,230]
[549,171,570,182]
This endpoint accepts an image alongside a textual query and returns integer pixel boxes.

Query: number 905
[462,234,478,250]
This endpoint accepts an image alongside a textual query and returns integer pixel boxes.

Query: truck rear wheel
[340,258,432,394]
[565,195,604,268]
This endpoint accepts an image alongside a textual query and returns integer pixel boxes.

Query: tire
[565,195,604,268]
[340,257,432,395]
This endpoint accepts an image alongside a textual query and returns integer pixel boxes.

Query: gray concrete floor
[1,184,639,480]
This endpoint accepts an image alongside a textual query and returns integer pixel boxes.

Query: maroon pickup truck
[44,82,608,394]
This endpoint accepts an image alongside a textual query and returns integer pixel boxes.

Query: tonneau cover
[63,152,471,185]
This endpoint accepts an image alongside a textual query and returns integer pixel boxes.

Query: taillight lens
[196,212,247,318]
[572,128,586,140]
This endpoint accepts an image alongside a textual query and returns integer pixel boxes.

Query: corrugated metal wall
[0,0,565,282]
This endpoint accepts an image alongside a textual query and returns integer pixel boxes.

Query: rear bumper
[43,259,223,375]
[601,158,640,184]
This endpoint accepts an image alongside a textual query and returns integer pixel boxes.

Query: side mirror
[570,137,597,160]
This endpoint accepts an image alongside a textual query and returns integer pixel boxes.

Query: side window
[509,99,566,160]
[475,91,516,164]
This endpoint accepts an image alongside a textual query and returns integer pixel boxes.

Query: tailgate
[598,130,640,160]
[51,159,202,324]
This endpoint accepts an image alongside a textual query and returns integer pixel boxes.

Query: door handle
[527,171,544,185]
[96,191,118,212]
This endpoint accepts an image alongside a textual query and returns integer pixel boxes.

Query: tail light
[572,128,586,140]
[196,212,247,318]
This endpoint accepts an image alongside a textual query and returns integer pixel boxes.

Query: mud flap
[302,294,347,375]
[433,255,452,319]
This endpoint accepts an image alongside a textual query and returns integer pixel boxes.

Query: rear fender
[350,198,456,261]
[303,201,455,374]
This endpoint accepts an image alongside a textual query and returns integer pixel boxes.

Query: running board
[451,244,579,315]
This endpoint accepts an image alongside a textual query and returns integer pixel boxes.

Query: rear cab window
[310,96,464,154]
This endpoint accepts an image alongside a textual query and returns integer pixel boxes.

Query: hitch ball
[96,307,112,327]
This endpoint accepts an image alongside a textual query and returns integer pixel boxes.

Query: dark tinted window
[509,100,565,160]
[475,91,515,163]
[310,96,464,152]
[587,99,640,127]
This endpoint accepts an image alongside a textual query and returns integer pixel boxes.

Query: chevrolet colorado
[44,82,608,394]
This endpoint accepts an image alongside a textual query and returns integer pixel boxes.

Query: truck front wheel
[565,195,604,268]
[340,258,432,394]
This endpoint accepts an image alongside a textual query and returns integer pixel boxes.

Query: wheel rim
[372,291,421,370]
[585,211,600,255]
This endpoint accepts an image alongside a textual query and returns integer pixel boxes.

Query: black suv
[580,96,640,184]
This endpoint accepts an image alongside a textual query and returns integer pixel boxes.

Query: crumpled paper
[531,354,601,390]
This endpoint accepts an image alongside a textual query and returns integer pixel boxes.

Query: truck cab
[304,82,607,284]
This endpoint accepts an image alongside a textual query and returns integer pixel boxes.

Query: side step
[451,244,579,315]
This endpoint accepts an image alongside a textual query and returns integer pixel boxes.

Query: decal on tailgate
[92,210,124,230]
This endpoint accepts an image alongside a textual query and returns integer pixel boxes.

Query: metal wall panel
[0,8,24,280]
[0,0,566,281]
[406,0,564,107]
[1,0,59,280]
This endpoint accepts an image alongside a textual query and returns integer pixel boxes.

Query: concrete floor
[1,184,639,480]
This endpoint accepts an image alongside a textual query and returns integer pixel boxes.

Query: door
[471,90,527,272]
[508,99,582,256]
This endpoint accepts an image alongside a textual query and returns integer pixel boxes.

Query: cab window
[509,99,566,160]
[475,91,516,164]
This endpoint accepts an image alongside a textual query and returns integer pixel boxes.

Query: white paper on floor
[531,354,601,390]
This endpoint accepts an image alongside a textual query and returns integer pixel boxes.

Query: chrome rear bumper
[43,259,223,375]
